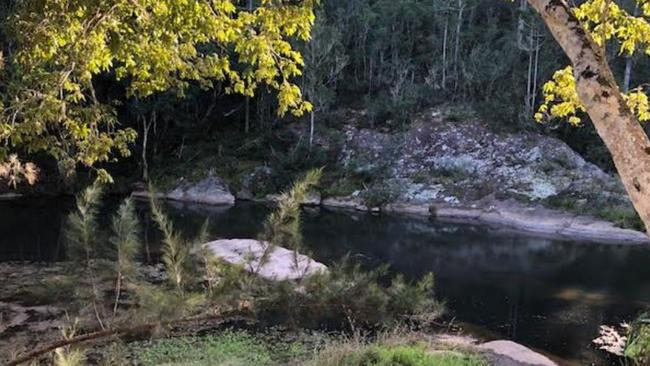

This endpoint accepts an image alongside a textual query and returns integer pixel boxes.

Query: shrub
[626,313,650,364]
[595,207,645,232]
[250,261,443,329]
[361,182,401,208]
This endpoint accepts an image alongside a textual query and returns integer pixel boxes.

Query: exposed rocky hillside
[148,108,647,243]
[337,109,628,210]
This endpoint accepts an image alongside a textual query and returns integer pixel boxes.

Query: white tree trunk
[442,5,449,89]
[309,110,315,149]
[453,0,465,92]
[528,0,650,235]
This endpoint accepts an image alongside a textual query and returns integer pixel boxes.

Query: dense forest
[4,0,650,183]
[105,0,650,174]
[4,1,650,365]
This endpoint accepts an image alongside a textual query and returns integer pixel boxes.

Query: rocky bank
[143,109,648,244]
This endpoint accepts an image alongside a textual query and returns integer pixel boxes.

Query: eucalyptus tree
[530,0,650,233]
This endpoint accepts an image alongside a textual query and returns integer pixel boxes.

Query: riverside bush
[626,313,650,364]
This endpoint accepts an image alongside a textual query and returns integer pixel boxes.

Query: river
[2,197,650,365]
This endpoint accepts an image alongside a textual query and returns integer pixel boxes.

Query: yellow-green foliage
[1,0,317,178]
[258,168,322,268]
[533,0,650,125]
[626,313,650,364]
[53,321,86,366]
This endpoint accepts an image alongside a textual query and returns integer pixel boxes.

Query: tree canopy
[535,0,650,125]
[0,0,316,181]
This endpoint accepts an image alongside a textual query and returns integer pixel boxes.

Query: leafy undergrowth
[626,313,650,363]
[5,171,443,365]
[127,330,488,366]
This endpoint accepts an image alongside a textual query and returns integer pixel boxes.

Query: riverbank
[130,190,649,245]
[0,261,557,366]
[139,107,647,245]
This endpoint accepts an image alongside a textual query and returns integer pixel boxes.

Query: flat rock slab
[204,239,328,281]
[480,340,558,366]
[434,202,649,245]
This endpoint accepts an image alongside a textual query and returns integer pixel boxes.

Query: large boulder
[480,340,558,366]
[204,239,327,281]
[166,171,235,205]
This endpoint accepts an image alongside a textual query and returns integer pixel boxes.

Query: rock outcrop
[319,109,648,243]
[204,239,328,281]
[136,108,648,243]
[433,334,560,366]
[132,170,235,206]
[166,173,235,205]
[339,109,626,208]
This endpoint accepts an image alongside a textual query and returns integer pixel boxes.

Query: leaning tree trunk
[528,0,650,235]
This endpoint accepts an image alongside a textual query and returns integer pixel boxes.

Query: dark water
[2,197,650,365]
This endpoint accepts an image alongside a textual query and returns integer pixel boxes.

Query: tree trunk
[309,110,315,149]
[442,7,449,90]
[532,31,540,109]
[140,112,154,182]
[244,96,250,134]
[244,0,254,135]
[527,0,650,235]
[453,0,465,93]
[623,55,633,93]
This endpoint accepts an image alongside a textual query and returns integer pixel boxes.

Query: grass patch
[544,195,645,232]
[544,195,581,212]
[129,330,487,366]
[307,335,488,366]
[594,207,645,232]
[132,330,305,366]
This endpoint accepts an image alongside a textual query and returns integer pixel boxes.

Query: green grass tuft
[311,343,488,366]
[133,331,294,366]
